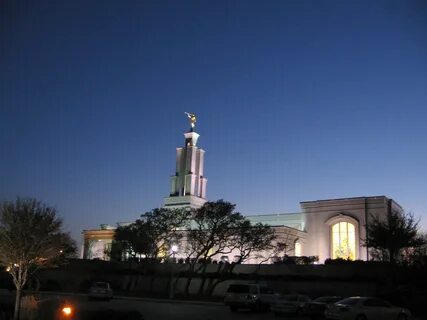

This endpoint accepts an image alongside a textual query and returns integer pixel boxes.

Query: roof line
[300,195,389,204]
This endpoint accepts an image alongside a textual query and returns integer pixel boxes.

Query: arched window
[326,215,359,260]
[294,241,302,257]
[331,221,356,260]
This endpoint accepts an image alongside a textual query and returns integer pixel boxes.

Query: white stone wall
[300,196,396,263]
[172,225,305,264]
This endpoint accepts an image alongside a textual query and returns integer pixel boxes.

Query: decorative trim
[325,213,359,227]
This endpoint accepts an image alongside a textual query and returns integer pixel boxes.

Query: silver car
[325,297,411,320]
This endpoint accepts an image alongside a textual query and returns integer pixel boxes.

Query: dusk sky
[1,0,427,246]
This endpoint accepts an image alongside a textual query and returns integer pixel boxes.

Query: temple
[82,114,400,263]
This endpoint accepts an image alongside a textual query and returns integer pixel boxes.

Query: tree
[203,219,277,296]
[183,200,276,295]
[232,220,276,263]
[183,200,243,295]
[185,200,244,264]
[114,207,190,261]
[262,226,301,263]
[0,198,76,320]
[114,220,154,260]
[365,209,426,264]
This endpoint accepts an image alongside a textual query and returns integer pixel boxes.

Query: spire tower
[163,113,207,209]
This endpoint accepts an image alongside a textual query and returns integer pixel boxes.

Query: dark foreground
[0,291,284,320]
[0,291,425,320]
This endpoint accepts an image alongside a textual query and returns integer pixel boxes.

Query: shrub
[281,255,318,265]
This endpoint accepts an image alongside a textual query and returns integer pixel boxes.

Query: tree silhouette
[184,200,276,295]
[114,207,190,261]
[0,198,76,320]
[366,209,426,264]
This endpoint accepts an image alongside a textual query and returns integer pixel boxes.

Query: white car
[325,297,411,320]
[224,283,279,312]
[88,282,113,301]
[271,294,311,316]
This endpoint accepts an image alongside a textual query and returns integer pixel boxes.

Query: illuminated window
[331,222,356,260]
[294,241,301,257]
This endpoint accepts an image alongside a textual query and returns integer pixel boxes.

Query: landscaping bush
[281,255,318,265]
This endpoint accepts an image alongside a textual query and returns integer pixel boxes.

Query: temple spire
[163,113,207,209]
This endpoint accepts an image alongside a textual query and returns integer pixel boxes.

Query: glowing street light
[62,307,72,315]
[171,245,178,259]
[61,306,73,318]
[169,244,179,299]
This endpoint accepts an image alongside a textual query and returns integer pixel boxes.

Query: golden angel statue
[185,112,197,128]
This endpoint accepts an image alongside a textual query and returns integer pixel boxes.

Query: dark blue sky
[1,0,427,244]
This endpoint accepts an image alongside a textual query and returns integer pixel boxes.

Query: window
[331,221,356,260]
[294,241,301,257]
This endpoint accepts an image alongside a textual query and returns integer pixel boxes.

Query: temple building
[82,114,401,263]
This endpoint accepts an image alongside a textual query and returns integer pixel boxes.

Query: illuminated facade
[81,227,115,260]
[81,119,402,263]
[163,128,207,209]
[300,196,402,262]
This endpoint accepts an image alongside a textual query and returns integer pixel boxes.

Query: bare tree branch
[0,198,76,320]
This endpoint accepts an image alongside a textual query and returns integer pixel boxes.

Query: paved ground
[81,297,281,320]
[83,298,427,320]
[1,290,304,320]
[1,291,425,320]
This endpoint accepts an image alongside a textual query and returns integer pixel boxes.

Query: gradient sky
[1,0,427,246]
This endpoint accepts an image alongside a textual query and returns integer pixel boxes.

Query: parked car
[224,283,278,312]
[324,297,411,320]
[303,296,343,319]
[271,294,311,317]
[88,282,113,301]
